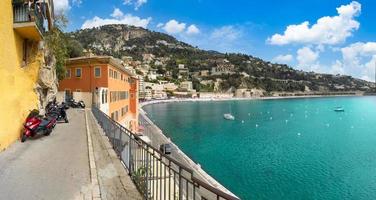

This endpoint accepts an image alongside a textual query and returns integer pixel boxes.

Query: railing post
[145,145,150,199]
[128,132,133,175]
[179,167,183,200]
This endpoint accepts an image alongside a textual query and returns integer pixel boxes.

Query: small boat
[334,107,345,112]
[224,113,235,120]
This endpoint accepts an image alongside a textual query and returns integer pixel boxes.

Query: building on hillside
[178,64,189,76]
[200,70,210,77]
[0,0,54,150]
[144,82,168,99]
[58,56,139,132]
[142,53,155,63]
[163,82,178,92]
[179,81,195,92]
[211,62,235,75]
[147,68,158,80]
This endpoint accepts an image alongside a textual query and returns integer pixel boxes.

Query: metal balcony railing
[91,106,240,200]
[13,1,45,34]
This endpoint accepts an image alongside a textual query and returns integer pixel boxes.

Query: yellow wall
[0,0,42,151]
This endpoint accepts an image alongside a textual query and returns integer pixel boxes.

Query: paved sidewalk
[87,110,142,200]
[0,109,91,200]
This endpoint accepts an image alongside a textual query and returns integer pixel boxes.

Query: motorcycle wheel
[44,129,52,136]
[21,134,27,143]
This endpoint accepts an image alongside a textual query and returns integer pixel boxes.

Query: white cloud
[340,42,376,81]
[268,1,361,45]
[211,26,241,41]
[162,20,186,34]
[272,54,293,63]
[123,0,147,10]
[54,0,70,14]
[156,23,164,28]
[186,25,200,35]
[111,8,124,18]
[81,8,151,29]
[330,60,345,75]
[296,46,322,72]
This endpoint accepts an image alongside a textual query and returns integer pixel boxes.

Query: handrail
[91,106,240,200]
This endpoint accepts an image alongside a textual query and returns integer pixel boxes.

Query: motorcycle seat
[40,119,50,127]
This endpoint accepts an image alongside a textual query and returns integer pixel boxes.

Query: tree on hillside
[44,15,69,80]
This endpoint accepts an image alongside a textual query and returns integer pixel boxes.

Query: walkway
[87,110,142,200]
[0,109,90,200]
[0,109,142,200]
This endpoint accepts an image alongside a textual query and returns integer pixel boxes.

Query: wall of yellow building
[0,0,42,151]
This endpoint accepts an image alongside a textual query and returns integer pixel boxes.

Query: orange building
[58,56,139,132]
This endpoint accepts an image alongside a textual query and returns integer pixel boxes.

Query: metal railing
[92,106,240,200]
[13,1,45,34]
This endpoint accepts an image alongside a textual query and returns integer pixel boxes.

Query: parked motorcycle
[21,109,57,142]
[67,98,85,109]
[46,102,69,123]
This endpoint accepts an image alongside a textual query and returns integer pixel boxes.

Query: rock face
[35,42,58,114]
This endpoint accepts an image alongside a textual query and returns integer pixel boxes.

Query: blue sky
[55,0,376,81]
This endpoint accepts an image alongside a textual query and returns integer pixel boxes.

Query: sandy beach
[140,93,363,108]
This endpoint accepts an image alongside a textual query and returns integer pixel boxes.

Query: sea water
[143,96,376,200]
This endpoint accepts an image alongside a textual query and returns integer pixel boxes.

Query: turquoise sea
[143,96,376,200]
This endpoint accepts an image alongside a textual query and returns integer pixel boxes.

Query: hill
[66,24,374,93]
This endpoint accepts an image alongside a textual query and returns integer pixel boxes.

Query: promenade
[0,109,141,200]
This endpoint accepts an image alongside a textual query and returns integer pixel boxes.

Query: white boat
[334,107,345,112]
[224,113,235,120]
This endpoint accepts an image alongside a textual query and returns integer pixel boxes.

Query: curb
[85,109,101,200]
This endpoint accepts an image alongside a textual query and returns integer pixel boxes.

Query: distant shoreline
[140,93,366,107]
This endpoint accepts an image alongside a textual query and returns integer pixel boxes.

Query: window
[76,89,81,92]
[109,69,113,78]
[101,91,105,104]
[109,91,129,103]
[66,69,71,78]
[75,68,82,78]
[94,67,101,78]
[115,111,119,121]
[114,71,118,79]
[111,112,115,120]
[121,106,128,116]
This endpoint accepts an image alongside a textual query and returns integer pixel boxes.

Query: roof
[66,56,137,78]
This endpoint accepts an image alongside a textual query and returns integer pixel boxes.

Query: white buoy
[270,117,273,120]
[297,133,301,136]
[248,113,251,116]
[242,120,245,123]
[256,124,259,128]
[326,123,330,127]
[305,115,308,118]
[285,119,289,123]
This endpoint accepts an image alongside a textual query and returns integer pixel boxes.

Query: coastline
[140,93,364,107]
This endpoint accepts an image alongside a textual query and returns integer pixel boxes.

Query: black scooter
[67,98,85,109]
[46,102,69,123]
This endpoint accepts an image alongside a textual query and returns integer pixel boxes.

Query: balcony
[12,1,49,41]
